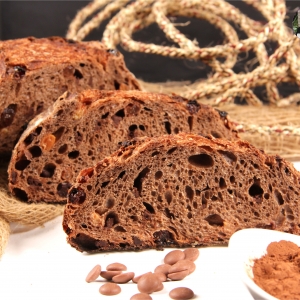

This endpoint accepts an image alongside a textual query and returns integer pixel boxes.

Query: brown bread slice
[8,89,238,204]
[62,133,300,253]
[0,36,140,156]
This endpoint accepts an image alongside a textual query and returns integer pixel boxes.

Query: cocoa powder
[252,240,300,300]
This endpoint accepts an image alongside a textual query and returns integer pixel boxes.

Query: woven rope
[67,0,300,138]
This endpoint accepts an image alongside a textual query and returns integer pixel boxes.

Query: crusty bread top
[0,36,112,75]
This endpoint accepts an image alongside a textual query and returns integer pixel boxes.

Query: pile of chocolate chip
[85,248,199,299]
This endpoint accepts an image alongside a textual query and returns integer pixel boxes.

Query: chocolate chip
[169,287,194,299]
[215,109,228,118]
[27,176,42,187]
[99,282,121,296]
[13,65,27,79]
[153,230,177,247]
[57,181,72,197]
[133,236,142,246]
[186,100,200,114]
[68,187,86,204]
[85,265,101,283]
[107,49,119,56]
[0,104,17,128]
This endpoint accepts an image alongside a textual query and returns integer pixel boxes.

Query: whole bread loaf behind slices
[62,133,300,253]
[0,36,140,156]
[8,89,238,203]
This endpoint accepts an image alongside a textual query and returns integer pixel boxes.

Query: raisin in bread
[63,133,300,253]
[0,36,140,156]
[8,89,238,203]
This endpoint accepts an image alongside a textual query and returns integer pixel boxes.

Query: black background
[0,1,299,88]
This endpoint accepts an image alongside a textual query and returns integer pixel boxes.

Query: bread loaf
[8,89,238,203]
[0,36,140,156]
[62,133,300,252]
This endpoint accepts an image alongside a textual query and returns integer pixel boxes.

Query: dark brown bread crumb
[0,36,140,156]
[8,90,238,203]
[63,133,300,253]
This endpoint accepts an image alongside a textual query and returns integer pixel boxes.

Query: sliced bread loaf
[0,36,140,156]
[63,133,300,253]
[8,89,238,203]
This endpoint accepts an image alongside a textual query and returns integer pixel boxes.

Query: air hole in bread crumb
[249,182,264,203]
[28,146,42,157]
[155,170,163,180]
[139,125,145,130]
[152,151,160,157]
[219,178,226,189]
[164,207,174,219]
[218,150,237,164]
[118,171,126,179]
[101,181,110,188]
[40,163,56,178]
[115,109,125,118]
[13,188,28,202]
[133,167,150,195]
[106,198,115,209]
[72,233,98,251]
[165,190,172,205]
[204,214,224,226]
[187,212,192,219]
[164,121,171,134]
[68,150,79,159]
[211,131,222,138]
[143,202,155,214]
[130,215,138,222]
[188,116,193,131]
[185,186,194,201]
[101,112,109,119]
[105,212,119,228]
[15,156,31,171]
[114,80,120,90]
[58,144,68,154]
[73,69,83,79]
[52,127,65,141]
[230,176,235,184]
[274,189,284,205]
[167,147,177,155]
[188,153,214,168]
[114,226,126,232]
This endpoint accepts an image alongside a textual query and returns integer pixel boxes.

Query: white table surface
[1,161,299,300]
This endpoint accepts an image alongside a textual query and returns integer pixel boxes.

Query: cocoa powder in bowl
[252,240,300,300]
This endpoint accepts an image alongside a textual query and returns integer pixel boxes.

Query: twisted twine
[67,0,300,138]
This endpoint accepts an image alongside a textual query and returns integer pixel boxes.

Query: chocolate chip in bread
[8,89,238,203]
[0,36,140,156]
[62,133,300,252]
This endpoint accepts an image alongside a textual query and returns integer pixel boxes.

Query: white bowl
[228,228,300,300]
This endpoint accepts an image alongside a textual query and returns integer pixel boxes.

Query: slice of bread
[8,89,238,203]
[62,133,300,253]
[0,36,140,156]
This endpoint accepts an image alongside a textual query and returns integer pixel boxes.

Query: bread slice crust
[62,133,300,252]
[8,90,238,204]
[0,36,140,155]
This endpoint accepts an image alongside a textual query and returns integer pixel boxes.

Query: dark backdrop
[0,1,299,89]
